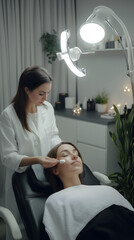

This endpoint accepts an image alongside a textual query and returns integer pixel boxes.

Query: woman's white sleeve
[0,113,27,172]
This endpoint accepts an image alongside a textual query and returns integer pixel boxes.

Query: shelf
[83,47,134,54]
[96,47,134,52]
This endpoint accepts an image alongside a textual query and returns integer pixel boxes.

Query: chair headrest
[27,167,53,194]
[27,163,100,194]
[82,164,100,185]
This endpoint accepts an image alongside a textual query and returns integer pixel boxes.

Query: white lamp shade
[80,22,105,43]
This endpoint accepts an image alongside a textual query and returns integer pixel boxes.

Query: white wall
[67,0,134,109]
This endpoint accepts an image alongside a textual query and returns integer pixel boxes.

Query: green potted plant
[95,91,108,113]
[109,104,134,207]
[40,30,60,64]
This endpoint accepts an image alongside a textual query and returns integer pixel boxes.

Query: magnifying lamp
[56,29,86,77]
[57,5,134,103]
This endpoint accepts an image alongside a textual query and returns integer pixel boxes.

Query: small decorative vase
[95,103,107,113]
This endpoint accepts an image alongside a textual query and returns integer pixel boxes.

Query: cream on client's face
[55,144,83,177]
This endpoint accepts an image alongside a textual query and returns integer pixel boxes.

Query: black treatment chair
[12,164,110,240]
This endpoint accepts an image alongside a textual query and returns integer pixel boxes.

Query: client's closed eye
[60,150,69,158]
[61,154,68,157]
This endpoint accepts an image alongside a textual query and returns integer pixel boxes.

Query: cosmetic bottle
[114,35,119,49]
[59,93,68,108]
[83,97,87,110]
[87,99,91,111]
[91,98,95,111]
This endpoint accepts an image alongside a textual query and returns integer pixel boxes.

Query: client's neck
[61,176,81,189]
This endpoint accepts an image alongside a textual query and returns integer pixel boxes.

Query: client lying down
[43,142,134,240]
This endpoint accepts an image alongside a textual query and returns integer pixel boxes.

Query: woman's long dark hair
[11,66,53,131]
[44,142,83,193]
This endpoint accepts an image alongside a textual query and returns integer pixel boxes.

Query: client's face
[54,144,83,177]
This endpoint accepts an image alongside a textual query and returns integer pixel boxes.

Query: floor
[0,218,6,240]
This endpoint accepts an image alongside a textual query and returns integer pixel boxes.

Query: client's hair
[44,142,83,193]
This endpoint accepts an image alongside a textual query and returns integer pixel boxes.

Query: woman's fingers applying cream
[39,156,59,168]
[39,157,66,168]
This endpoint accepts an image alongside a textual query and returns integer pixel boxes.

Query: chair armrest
[93,171,111,185]
[0,207,22,240]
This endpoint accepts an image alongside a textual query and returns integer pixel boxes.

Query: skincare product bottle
[91,98,95,111]
[87,99,91,111]
[83,97,87,110]
[114,35,119,49]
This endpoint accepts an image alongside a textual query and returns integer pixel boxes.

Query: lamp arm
[112,12,134,103]
[94,6,134,103]
[105,19,129,72]
[111,13,134,70]
[94,6,134,69]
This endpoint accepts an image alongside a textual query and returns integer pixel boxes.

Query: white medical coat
[0,101,61,237]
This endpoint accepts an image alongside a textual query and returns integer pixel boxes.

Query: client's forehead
[57,144,76,155]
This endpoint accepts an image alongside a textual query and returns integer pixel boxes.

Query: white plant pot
[95,103,107,113]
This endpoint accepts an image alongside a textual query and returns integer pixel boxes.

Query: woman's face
[25,82,52,106]
[54,144,83,177]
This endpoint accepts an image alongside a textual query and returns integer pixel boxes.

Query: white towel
[43,185,134,240]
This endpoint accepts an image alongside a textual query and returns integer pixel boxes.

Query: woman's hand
[38,156,59,168]
[20,156,59,168]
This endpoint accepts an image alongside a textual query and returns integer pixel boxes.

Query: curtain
[0,0,77,112]
[41,0,77,105]
[0,0,77,206]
